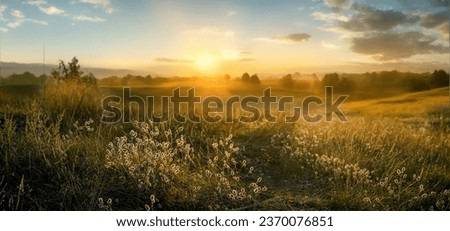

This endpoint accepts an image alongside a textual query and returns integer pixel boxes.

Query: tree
[52,57,83,82]
[82,72,97,85]
[68,57,82,79]
[337,77,356,92]
[321,73,340,87]
[51,57,97,85]
[431,70,449,88]
[250,74,261,85]
[280,74,295,88]
[51,69,62,82]
[241,72,250,83]
[408,77,431,92]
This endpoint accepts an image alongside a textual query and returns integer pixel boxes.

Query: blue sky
[0,0,448,76]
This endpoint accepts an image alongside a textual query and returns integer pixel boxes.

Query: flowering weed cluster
[266,118,450,210]
[105,121,266,210]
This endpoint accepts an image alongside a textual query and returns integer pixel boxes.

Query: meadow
[0,76,449,211]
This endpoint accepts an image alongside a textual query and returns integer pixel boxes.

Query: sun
[194,54,218,73]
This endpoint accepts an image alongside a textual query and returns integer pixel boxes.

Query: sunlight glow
[195,54,218,73]
[221,49,240,60]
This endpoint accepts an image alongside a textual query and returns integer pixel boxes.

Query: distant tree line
[240,72,260,85]
[2,62,448,95]
[0,57,98,86]
[100,74,153,86]
[333,70,448,92]
[280,73,318,90]
[280,70,449,93]
[0,71,46,86]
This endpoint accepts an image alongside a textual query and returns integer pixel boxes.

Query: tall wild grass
[0,82,449,210]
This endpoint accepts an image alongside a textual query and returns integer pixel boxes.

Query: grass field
[0,82,449,210]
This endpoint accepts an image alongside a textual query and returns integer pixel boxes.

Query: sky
[0,0,448,76]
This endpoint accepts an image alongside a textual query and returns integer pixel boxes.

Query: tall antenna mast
[42,35,46,104]
[43,41,45,76]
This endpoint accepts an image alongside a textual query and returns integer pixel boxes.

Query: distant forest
[1,69,448,95]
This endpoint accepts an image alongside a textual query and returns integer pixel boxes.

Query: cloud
[256,33,311,44]
[339,3,419,32]
[12,10,25,18]
[0,4,7,21]
[24,0,47,6]
[428,0,449,7]
[227,10,236,16]
[7,19,47,28]
[73,14,105,22]
[315,2,447,61]
[39,6,65,15]
[436,23,449,39]
[421,11,448,28]
[278,33,311,42]
[421,11,449,39]
[78,0,114,13]
[7,21,23,28]
[324,0,349,11]
[155,57,193,64]
[239,58,256,62]
[350,31,447,60]
[184,27,234,37]
[312,11,349,22]
[321,40,338,49]
[8,10,25,28]
[220,49,240,60]
[27,19,48,25]
[6,9,47,29]
[79,0,110,7]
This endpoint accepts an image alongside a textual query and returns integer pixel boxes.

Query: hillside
[343,87,449,117]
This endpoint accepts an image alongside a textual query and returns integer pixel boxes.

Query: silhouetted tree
[280,74,295,88]
[337,77,356,92]
[82,72,97,85]
[2,72,40,85]
[134,75,146,84]
[241,72,250,83]
[51,69,61,82]
[408,76,431,92]
[50,57,98,85]
[121,74,132,85]
[68,57,82,79]
[100,76,120,85]
[52,57,84,82]
[431,70,449,88]
[250,74,261,85]
[321,73,340,87]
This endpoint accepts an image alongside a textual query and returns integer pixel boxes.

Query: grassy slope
[342,87,449,117]
[1,85,449,210]
[237,87,450,210]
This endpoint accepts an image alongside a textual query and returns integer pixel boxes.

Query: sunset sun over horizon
[0,0,448,77]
